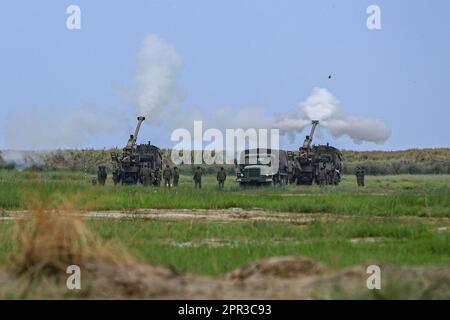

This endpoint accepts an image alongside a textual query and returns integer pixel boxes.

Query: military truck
[111,116,163,185]
[292,120,342,185]
[236,148,290,186]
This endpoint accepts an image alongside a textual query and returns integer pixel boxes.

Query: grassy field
[80,219,450,275]
[0,214,448,276]
[0,170,449,217]
[0,170,449,276]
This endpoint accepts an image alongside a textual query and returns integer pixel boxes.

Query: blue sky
[0,0,449,151]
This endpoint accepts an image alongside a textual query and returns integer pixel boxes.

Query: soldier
[141,163,152,186]
[173,167,180,187]
[193,166,203,189]
[317,163,326,187]
[112,168,120,185]
[111,153,121,185]
[355,166,365,187]
[325,162,332,185]
[163,164,172,188]
[361,166,365,186]
[97,166,107,186]
[217,167,227,189]
[154,169,161,187]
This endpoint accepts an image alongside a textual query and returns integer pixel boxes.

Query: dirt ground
[1,255,449,299]
[3,207,450,224]
[1,208,449,299]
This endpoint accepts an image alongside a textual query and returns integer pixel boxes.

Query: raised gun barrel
[302,120,319,149]
[126,116,146,148]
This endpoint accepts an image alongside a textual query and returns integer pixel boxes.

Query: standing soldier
[217,167,227,189]
[360,166,365,186]
[193,166,203,189]
[325,162,332,185]
[317,163,326,187]
[173,167,180,187]
[141,163,152,186]
[111,153,121,185]
[154,169,161,187]
[163,165,172,188]
[97,166,107,186]
[355,166,365,187]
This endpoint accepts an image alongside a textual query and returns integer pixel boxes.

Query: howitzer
[126,116,146,148]
[293,120,342,186]
[111,116,163,185]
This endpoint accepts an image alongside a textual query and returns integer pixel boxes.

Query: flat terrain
[0,170,448,298]
[0,171,449,216]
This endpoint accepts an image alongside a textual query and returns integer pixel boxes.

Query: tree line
[1,148,449,175]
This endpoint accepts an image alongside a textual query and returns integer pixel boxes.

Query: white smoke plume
[3,35,183,152]
[125,34,184,124]
[4,106,123,150]
[0,150,47,170]
[3,34,390,152]
[127,36,390,145]
[275,87,391,144]
[166,88,390,145]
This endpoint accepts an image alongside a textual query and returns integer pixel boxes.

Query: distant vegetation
[342,148,450,175]
[0,148,449,175]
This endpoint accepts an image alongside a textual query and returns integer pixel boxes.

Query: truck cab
[236,149,289,186]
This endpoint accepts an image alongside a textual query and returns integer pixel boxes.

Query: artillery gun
[293,120,342,185]
[111,116,163,185]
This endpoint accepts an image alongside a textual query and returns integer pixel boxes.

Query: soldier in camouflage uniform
[173,167,180,187]
[140,162,152,186]
[154,169,161,187]
[193,166,203,189]
[325,162,332,185]
[97,166,107,186]
[217,167,227,189]
[355,166,365,187]
[317,163,326,187]
[111,153,121,185]
[163,165,172,188]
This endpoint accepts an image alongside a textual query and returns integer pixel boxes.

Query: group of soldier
[98,164,227,189]
[162,165,180,188]
[98,164,364,187]
[316,164,365,187]
[161,165,227,189]
[316,162,340,187]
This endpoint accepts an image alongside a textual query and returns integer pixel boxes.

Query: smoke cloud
[127,36,390,145]
[0,150,46,170]
[275,87,391,144]
[3,34,390,152]
[4,107,123,150]
[125,34,184,124]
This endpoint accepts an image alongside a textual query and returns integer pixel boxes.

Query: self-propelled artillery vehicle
[111,116,163,185]
[292,120,342,185]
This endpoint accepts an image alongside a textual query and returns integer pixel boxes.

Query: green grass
[0,170,448,276]
[0,170,449,217]
[1,218,448,275]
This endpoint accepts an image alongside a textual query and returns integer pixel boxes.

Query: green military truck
[236,148,290,186]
